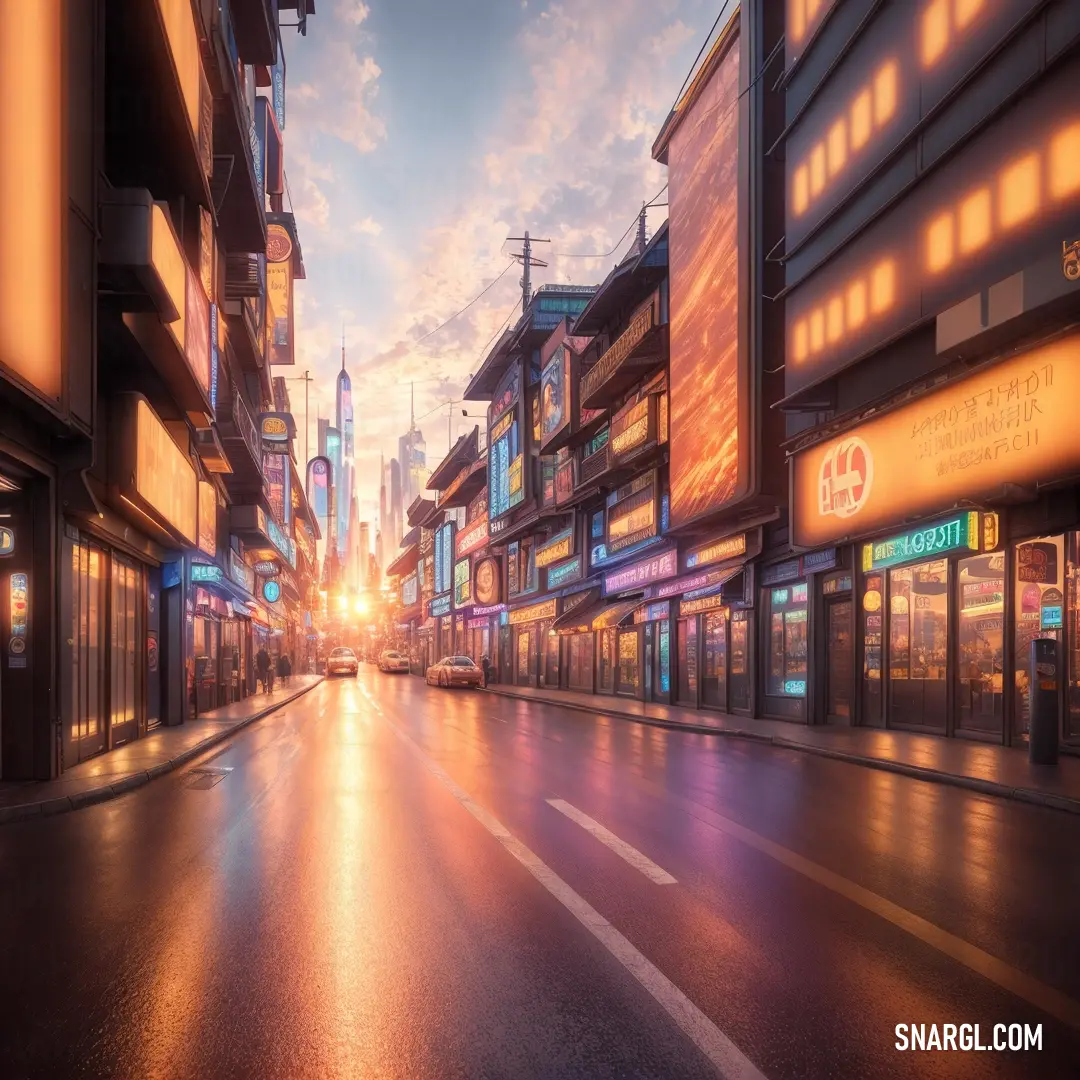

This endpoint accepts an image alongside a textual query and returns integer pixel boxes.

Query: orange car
[425,656,483,688]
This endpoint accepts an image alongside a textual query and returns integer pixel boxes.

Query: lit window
[958,188,992,254]
[809,143,826,196]
[873,61,898,126]
[850,90,872,151]
[846,280,868,330]
[870,260,895,315]
[807,0,822,20]
[792,319,809,363]
[827,119,847,177]
[793,164,810,215]
[926,211,955,273]
[1049,123,1080,201]
[921,0,950,68]
[826,295,844,343]
[809,309,825,353]
[998,153,1040,230]
[954,0,985,30]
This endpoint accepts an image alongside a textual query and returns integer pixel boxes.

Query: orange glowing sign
[920,0,986,69]
[791,333,1080,548]
[0,4,63,402]
[135,399,198,544]
[787,0,837,49]
[156,0,204,147]
[791,61,899,218]
[663,25,747,528]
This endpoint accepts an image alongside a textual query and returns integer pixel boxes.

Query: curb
[0,678,324,826]
[486,687,1080,816]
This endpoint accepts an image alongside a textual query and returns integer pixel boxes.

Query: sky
[275,0,718,541]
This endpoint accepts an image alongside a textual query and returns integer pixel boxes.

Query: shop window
[766,582,808,697]
[887,560,948,730]
[1013,535,1065,741]
[956,553,1004,734]
[568,633,594,691]
[599,627,616,692]
[657,619,671,696]
[702,611,727,708]
[617,629,640,696]
[678,617,698,703]
[517,628,531,681]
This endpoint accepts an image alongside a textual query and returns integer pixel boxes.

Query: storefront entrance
[64,537,107,764]
[643,620,670,703]
[887,559,948,732]
[677,617,697,705]
[825,598,854,723]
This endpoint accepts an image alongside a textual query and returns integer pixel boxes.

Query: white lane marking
[384,716,766,1080]
[547,798,677,885]
[663,787,1080,1031]
[488,715,507,724]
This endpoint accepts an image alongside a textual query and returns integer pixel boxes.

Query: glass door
[728,610,752,711]
[702,610,727,709]
[887,559,948,731]
[956,553,1004,734]
[677,617,698,705]
[63,538,107,764]
[825,599,854,722]
[109,557,143,746]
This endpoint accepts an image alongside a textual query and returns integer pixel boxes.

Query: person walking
[481,654,490,689]
[256,646,271,694]
[278,652,292,687]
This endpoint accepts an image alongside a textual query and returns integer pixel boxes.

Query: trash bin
[1029,638,1060,766]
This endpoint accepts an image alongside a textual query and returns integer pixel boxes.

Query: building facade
[0,0,319,780]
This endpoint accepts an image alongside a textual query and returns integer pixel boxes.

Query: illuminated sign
[603,548,678,596]
[191,563,223,584]
[229,550,254,594]
[610,397,652,459]
[253,560,278,575]
[784,680,807,697]
[581,301,655,404]
[434,523,454,594]
[134,398,197,543]
[861,512,979,572]
[8,571,28,666]
[793,334,1080,547]
[262,579,281,604]
[554,457,575,504]
[199,206,215,302]
[822,574,853,595]
[508,598,558,625]
[0,528,12,556]
[473,558,500,606]
[685,532,747,570]
[453,558,471,608]
[679,593,726,617]
[455,514,489,559]
[198,481,217,557]
[266,223,294,367]
[540,344,570,449]
[508,456,524,502]
[471,602,506,618]
[535,527,574,569]
[660,27,747,528]
[1042,605,1064,630]
[607,481,657,554]
[429,594,452,618]
[546,555,583,589]
[0,6,63,402]
[264,513,294,567]
[261,414,289,442]
[634,600,671,624]
[762,560,802,587]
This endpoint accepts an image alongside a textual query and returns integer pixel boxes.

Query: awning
[552,592,638,635]
[386,542,419,578]
[644,562,744,601]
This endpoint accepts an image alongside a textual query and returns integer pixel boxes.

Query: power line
[411,262,516,344]
[551,184,669,260]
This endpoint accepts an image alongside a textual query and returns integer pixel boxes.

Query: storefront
[508,597,559,688]
[624,599,671,703]
[790,330,1080,749]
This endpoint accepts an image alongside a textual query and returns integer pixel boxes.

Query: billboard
[540,343,570,449]
[791,332,1080,548]
[664,25,745,528]
[488,363,525,519]
[266,223,294,366]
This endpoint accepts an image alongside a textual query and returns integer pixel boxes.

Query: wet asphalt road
[2,670,1079,1079]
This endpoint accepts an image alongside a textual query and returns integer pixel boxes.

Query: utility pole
[507,231,551,314]
[284,369,314,464]
[635,203,648,254]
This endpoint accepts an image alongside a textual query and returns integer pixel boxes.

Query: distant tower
[335,332,354,560]
[389,457,402,546]
[378,451,388,566]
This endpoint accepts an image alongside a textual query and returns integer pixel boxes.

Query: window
[957,553,1004,733]
[617,630,639,695]
[766,582,808,696]
[887,559,949,730]
[702,611,727,708]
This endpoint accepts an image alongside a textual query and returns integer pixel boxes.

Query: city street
[1,671,1078,1079]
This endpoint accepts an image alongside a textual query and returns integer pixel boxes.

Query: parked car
[327,647,358,677]
[379,650,410,673]
[426,656,483,689]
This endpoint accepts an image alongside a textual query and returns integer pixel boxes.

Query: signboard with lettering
[455,514,489,560]
[546,555,583,589]
[684,532,747,570]
[861,512,980,573]
[634,600,670,624]
[793,334,1080,547]
[429,594,452,618]
[535,527,575,569]
[679,593,726,617]
[647,563,741,602]
[508,598,558,625]
[453,558,471,608]
[610,396,655,460]
[191,563,224,584]
[606,471,658,554]
[602,548,678,596]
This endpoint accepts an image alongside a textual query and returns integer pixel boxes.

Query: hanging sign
[0,527,13,556]
[262,579,282,604]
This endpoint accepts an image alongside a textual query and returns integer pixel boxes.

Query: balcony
[579,443,611,487]
[224,253,265,373]
[216,378,263,496]
[580,292,667,410]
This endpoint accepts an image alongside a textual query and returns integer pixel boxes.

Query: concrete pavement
[0,670,1076,1078]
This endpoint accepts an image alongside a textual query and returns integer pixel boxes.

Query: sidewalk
[0,674,324,825]
[486,683,1080,815]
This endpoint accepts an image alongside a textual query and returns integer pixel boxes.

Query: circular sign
[473,558,499,606]
[9,637,25,655]
[313,459,327,475]
[817,437,873,520]
[262,579,282,604]
[266,223,293,263]
[863,589,881,613]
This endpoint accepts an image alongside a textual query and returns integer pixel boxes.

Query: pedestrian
[255,646,271,694]
[481,654,490,689]
[277,652,291,687]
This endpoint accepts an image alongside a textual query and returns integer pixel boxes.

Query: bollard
[1028,638,1060,767]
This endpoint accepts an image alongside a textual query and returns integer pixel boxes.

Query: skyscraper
[377,452,387,573]
[397,384,427,512]
[335,335,355,561]
[389,457,403,548]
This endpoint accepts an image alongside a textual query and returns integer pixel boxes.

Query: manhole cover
[186,765,233,789]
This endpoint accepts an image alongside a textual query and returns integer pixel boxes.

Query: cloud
[351,216,383,236]
[338,1,371,25]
